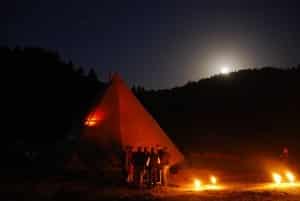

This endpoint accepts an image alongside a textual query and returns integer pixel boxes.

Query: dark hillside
[1,47,299,173]
[0,47,106,171]
[136,67,300,161]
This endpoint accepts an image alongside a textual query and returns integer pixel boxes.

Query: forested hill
[1,47,300,170]
[135,66,300,157]
[0,47,106,169]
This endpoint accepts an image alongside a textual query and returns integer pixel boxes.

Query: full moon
[220,66,230,74]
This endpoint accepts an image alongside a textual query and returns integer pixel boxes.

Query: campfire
[191,175,221,191]
[193,179,202,191]
[186,169,299,191]
[268,171,298,189]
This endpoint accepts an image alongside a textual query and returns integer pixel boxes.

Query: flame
[285,171,295,183]
[194,178,202,191]
[85,111,104,127]
[85,117,98,126]
[272,173,282,184]
[210,175,217,185]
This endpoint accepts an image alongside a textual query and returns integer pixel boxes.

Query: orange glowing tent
[81,73,184,165]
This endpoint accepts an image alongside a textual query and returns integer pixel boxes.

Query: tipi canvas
[82,74,184,166]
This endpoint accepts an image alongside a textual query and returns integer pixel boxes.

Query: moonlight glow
[220,66,230,74]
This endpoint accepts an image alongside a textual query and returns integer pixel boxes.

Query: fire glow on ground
[178,170,300,192]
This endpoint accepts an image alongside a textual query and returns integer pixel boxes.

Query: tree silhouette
[87,68,98,81]
[0,47,106,171]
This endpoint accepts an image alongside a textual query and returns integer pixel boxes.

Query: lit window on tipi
[85,111,104,127]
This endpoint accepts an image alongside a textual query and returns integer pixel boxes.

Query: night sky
[1,0,300,89]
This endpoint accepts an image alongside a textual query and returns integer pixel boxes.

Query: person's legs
[129,164,134,184]
[150,167,156,187]
[146,168,151,187]
[162,165,169,186]
[134,166,140,186]
[159,168,162,184]
[153,167,158,186]
[139,168,144,188]
[144,168,148,185]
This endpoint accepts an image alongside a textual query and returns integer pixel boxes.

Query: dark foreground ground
[2,177,300,201]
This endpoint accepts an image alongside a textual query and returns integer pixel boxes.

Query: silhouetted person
[147,147,159,187]
[157,146,163,184]
[159,146,170,186]
[143,147,150,185]
[124,145,134,184]
[133,146,145,187]
[121,146,128,183]
[280,147,289,166]
[156,145,162,184]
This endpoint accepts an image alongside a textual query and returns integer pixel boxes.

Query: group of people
[122,145,170,188]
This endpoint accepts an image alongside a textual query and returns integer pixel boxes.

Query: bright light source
[286,171,295,183]
[220,66,230,74]
[210,176,217,185]
[273,173,282,184]
[85,117,97,126]
[194,178,202,191]
[85,111,104,127]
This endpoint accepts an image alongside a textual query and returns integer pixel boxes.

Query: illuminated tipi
[81,73,184,166]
